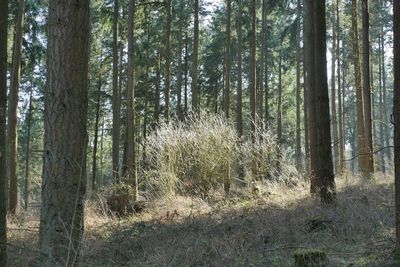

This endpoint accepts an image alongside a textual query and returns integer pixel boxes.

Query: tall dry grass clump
[143,114,292,199]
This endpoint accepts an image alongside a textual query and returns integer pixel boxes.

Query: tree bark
[112,0,121,183]
[24,88,33,210]
[192,0,199,112]
[126,0,137,200]
[154,48,161,127]
[277,51,283,173]
[92,69,102,192]
[330,0,339,174]
[164,0,172,122]
[176,2,184,120]
[8,0,25,215]
[378,35,386,173]
[394,0,400,257]
[305,0,335,202]
[362,0,374,176]
[352,0,367,177]
[0,0,8,264]
[236,0,243,137]
[250,0,257,179]
[337,0,345,174]
[223,0,231,118]
[295,0,302,171]
[39,0,90,264]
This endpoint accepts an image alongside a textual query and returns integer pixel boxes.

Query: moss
[294,249,327,267]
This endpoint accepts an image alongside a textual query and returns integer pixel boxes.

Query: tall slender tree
[8,0,25,214]
[126,0,137,200]
[192,0,199,112]
[352,0,367,177]
[24,87,33,210]
[295,0,302,171]
[236,0,243,137]
[164,0,172,122]
[0,0,8,264]
[394,0,400,257]
[223,0,231,118]
[112,0,121,183]
[337,0,345,174]
[39,0,90,264]
[362,0,374,175]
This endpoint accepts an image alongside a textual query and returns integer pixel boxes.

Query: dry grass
[7,172,397,266]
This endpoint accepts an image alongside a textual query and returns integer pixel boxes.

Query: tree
[192,0,199,112]
[250,0,256,140]
[236,0,243,136]
[112,0,121,183]
[362,0,374,175]
[8,0,25,214]
[394,0,400,257]
[223,0,231,118]
[126,0,138,200]
[0,0,8,264]
[295,0,302,171]
[304,0,335,202]
[351,0,367,177]
[164,0,172,122]
[38,0,90,264]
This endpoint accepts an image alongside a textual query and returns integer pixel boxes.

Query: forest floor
[7,173,398,266]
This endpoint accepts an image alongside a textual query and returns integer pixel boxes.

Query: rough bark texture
[236,0,243,137]
[24,89,33,210]
[39,0,90,265]
[92,71,102,191]
[192,0,199,112]
[352,0,367,177]
[8,0,25,214]
[362,0,374,175]
[223,0,231,118]
[394,0,400,258]
[0,0,8,264]
[305,0,335,202]
[126,0,138,200]
[112,0,121,183]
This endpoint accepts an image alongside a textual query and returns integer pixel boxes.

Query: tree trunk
[192,0,199,112]
[236,0,243,137]
[295,0,302,171]
[154,48,161,127]
[184,32,189,115]
[378,35,386,173]
[24,88,33,211]
[250,0,257,179]
[126,0,137,200]
[176,2,184,120]
[164,0,172,122]
[0,0,8,264]
[39,0,90,264]
[352,0,367,177]
[112,0,121,183]
[394,0,400,257]
[337,0,345,174]
[305,0,335,202]
[92,70,102,192]
[330,1,339,175]
[277,51,283,172]
[362,0,374,176]
[224,0,231,118]
[8,0,25,215]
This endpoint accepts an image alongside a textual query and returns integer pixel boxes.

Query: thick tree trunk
[112,0,121,183]
[192,0,199,112]
[126,0,137,200]
[394,0,400,257]
[8,0,25,215]
[362,0,374,176]
[352,0,367,177]
[223,0,231,118]
[164,0,172,122]
[0,0,8,264]
[305,0,335,202]
[236,0,243,137]
[39,0,90,264]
